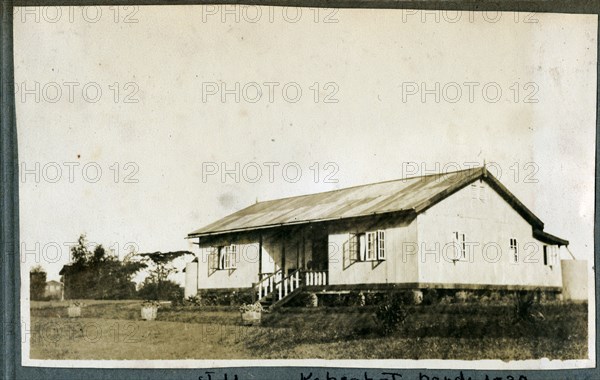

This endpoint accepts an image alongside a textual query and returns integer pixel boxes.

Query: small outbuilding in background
[44,280,64,301]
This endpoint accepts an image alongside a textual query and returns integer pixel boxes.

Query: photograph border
[2,1,598,379]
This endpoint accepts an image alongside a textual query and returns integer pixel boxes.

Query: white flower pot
[67,306,81,318]
[240,311,261,325]
[141,305,158,321]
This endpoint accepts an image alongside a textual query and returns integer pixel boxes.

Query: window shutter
[509,239,518,263]
[343,234,352,268]
[224,244,237,269]
[232,245,238,268]
[366,232,376,260]
[452,232,460,260]
[349,233,358,263]
[208,248,218,272]
[377,230,386,260]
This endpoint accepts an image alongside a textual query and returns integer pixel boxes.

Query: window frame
[361,230,386,262]
[377,230,386,260]
[543,245,558,267]
[212,244,238,270]
[452,231,467,261]
[509,238,518,264]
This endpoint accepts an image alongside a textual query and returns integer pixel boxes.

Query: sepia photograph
[10,3,596,373]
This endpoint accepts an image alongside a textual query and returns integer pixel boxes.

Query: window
[543,245,548,266]
[470,182,485,202]
[366,231,377,260]
[470,183,478,200]
[348,233,366,260]
[479,183,485,202]
[364,230,386,261]
[344,233,367,267]
[377,230,386,260]
[452,231,466,260]
[210,245,238,270]
[223,244,237,269]
[543,245,558,267]
[509,238,518,263]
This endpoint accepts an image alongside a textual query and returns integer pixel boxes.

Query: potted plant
[141,300,160,321]
[239,302,263,325]
[67,301,83,318]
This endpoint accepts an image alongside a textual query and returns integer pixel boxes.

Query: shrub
[231,290,253,306]
[321,293,345,307]
[30,266,47,301]
[514,290,543,323]
[167,286,185,306]
[374,295,412,335]
[184,295,202,306]
[192,290,253,306]
[200,292,219,306]
[239,302,264,313]
[364,292,383,306]
[422,288,439,305]
[348,291,366,307]
[137,279,182,301]
[454,291,469,303]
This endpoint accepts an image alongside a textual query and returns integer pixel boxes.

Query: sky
[13,6,597,284]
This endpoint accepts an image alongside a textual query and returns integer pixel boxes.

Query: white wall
[184,261,198,298]
[561,260,588,301]
[195,242,261,290]
[328,217,419,285]
[416,179,563,289]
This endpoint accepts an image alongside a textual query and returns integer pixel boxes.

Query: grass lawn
[29,300,588,360]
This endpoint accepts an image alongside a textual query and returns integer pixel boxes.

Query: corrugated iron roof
[187,166,567,245]
[189,167,472,235]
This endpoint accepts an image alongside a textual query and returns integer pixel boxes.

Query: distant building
[184,167,585,307]
[44,280,64,301]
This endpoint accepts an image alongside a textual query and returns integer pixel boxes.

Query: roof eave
[533,229,569,246]
[186,209,417,239]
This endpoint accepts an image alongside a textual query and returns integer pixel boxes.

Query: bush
[454,291,469,303]
[348,291,366,307]
[374,295,412,335]
[422,288,439,305]
[30,267,47,301]
[192,290,254,306]
[185,295,202,306]
[364,292,384,306]
[320,293,346,307]
[231,290,253,306]
[137,280,183,301]
[167,286,185,306]
[514,290,543,323]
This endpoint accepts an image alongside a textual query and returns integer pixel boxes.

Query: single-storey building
[44,280,64,301]
[184,166,586,307]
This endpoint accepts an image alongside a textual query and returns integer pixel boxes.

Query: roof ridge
[248,166,484,206]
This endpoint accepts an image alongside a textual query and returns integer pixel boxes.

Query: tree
[138,251,193,300]
[30,265,47,301]
[61,234,146,299]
